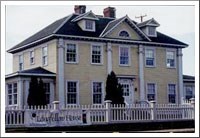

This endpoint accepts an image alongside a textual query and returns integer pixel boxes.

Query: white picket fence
[5,100,195,128]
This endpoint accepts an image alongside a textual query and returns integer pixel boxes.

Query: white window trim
[118,29,131,38]
[91,81,104,105]
[84,20,96,32]
[7,83,18,106]
[167,83,177,104]
[145,47,156,67]
[42,45,48,67]
[146,82,157,102]
[30,49,35,65]
[184,85,195,100]
[65,43,79,64]
[118,45,131,66]
[66,80,79,105]
[90,44,104,65]
[166,49,176,69]
[147,26,157,37]
[19,54,24,71]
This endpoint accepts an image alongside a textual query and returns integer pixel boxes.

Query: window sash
[148,26,156,35]
[120,47,129,65]
[85,20,93,30]
[93,82,102,104]
[168,84,176,103]
[30,51,34,64]
[121,83,130,96]
[42,47,48,65]
[147,83,156,101]
[67,81,77,104]
[167,51,175,67]
[119,31,130,37]
[66,44,77,62]
[92,45,102,64]
[7,83,17,105]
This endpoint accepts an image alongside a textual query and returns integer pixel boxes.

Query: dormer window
[148,26,156,36]
[85,20,94,30]
[119,30,130,38]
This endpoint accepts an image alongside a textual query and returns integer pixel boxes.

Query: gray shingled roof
[7,13,188,54]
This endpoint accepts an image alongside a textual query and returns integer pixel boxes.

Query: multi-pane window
[44,83,50,104]
[147,83,156,101]
[119,47,129,65]
[66,44,77,63]
[185,86,194,100]
[121,83,130,96]
[85,20,93,30]
[166,51,175,68]
[19,55,23,71]
[30,50,34,64]
[145,49,155,66]
[67,81,78,104]
[119,31,130,38]
[42,46,48,66]
[7,83,17,105]
[168,84,176,103]
[92,82,103,104]
[148,26,156,36]
[91,45,102,64]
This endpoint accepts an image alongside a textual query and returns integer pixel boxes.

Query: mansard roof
[7,12,188,54]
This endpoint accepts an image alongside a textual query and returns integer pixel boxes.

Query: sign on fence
[25,109,83,127]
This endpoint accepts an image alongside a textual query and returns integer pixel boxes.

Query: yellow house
[6,6,188,108]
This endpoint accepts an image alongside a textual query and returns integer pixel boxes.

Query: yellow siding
[106,21,142,40]
[144,47,178,104]
[64,42,107,105]
[12,39,57,73]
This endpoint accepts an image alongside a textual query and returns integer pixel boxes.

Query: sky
[5,4,195,76]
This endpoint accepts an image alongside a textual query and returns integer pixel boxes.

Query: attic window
[148,26,156,36]
[84,20,95,31]
[119,31,130,38]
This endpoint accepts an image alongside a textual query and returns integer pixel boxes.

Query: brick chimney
[103,7,116,18]
[74,5,86,14]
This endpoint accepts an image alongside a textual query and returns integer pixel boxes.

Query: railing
[5,99,195,128]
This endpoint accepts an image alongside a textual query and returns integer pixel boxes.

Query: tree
[38,78,47,105]
[27,77,47,106]
[105,71,124,104]
[27,76,39,106]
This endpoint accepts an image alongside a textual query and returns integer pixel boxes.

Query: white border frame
[146,82,157,102]
[145,47,156,68]
[41,44,48,67]
[166,48,177,69]
[167,83,177,104]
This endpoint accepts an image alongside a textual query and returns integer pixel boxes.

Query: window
[147,83,156,101]
[44,83,50,104]
[148,26,156,36]
[92,82,103,104]
[168,84,176,103]
[185,86,194,100]
[119,47,129,65]
[19,55,23,71]
[30,50,34,64]
[7,83,17,105]
[85,20,93,30]
[166,51,175,68]
[66,44,77,63]
[91,45,102,64]
[67,81,78,104]
[42,46,48,66]
[119,31,130,38]
[121,83,130,96]
[145,49,155,66]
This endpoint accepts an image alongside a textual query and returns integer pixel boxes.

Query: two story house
[5,5,188,108]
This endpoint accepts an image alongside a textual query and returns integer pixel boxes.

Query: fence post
[190,98,195,119]
[150,101,156,121]
[53,101,60,110]
[105,100,112,123]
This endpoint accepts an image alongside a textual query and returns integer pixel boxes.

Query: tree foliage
[105,71,124,104]
[27,77,47,106]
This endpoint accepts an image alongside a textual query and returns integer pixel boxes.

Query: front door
[118,79,134,105]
